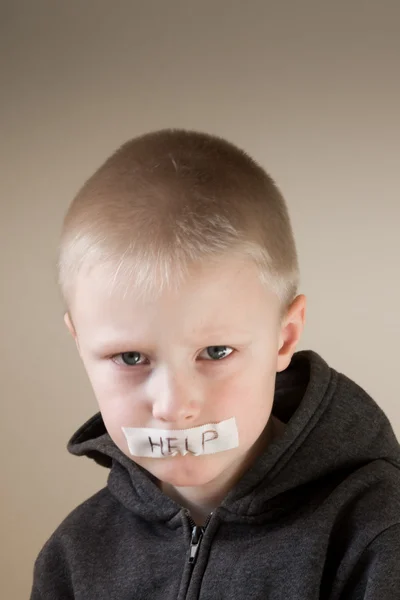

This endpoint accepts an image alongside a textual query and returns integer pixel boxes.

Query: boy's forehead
[71,255,281,330]
[75,288,257,335]
[75,255,251,301]
[76,292,261,354]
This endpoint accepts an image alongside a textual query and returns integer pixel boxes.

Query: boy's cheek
[99,398,148,434]
[87,381,150,448]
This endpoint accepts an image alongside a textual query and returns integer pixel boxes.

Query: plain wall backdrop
[1,1,399,597]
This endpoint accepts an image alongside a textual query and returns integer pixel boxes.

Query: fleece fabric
[30,350,400,599]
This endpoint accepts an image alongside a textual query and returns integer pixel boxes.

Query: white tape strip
[122,417,239,458]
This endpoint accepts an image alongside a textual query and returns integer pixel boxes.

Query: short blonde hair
[58,129,300,316]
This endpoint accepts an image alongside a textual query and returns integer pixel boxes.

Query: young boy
[31,129,400,599]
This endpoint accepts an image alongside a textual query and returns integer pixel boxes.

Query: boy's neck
[159,415,285,526]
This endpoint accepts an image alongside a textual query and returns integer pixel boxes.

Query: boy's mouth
[121,417,239,458]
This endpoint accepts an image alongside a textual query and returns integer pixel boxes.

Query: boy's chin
[134,452,233,488]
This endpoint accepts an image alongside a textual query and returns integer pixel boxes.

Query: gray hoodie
[30,350,400,599]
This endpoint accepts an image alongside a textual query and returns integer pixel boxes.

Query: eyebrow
[90,337,148,355]
[90,329,252,354]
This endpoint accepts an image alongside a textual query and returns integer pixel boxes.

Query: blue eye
[111,346,234,366]
[202,346,233,361]
[117,352,143,366]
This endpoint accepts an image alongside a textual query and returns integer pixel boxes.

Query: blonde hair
[57,129,300,316]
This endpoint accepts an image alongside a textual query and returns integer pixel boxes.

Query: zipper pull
[189,526,204,565]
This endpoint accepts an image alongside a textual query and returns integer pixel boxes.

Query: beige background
[1,1,399,597]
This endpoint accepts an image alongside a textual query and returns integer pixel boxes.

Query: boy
[31,129,400,599]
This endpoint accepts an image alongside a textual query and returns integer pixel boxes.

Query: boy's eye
[113,351,145,366]
[200,346,233,361]
[111,346,233,366]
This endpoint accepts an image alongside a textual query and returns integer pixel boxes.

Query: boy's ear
[64,312,81,354]
[276,294,306,373]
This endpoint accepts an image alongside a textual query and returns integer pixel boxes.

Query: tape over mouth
[121,416,239,457]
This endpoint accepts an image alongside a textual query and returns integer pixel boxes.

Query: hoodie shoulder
[44,486,125,547]
[325,368,400,539]
[34,487,117,559]
[330,366,400,468]
[31,487,118,599]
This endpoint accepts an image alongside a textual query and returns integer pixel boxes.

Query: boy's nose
[147,367,202,425]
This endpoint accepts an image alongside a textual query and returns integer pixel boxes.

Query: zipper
[187,512,212,567]
[189,525,203,564]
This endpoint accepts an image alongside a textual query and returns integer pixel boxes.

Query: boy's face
[65,255,305,490]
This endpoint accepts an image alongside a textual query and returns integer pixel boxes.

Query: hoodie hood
[68,350,400,524]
